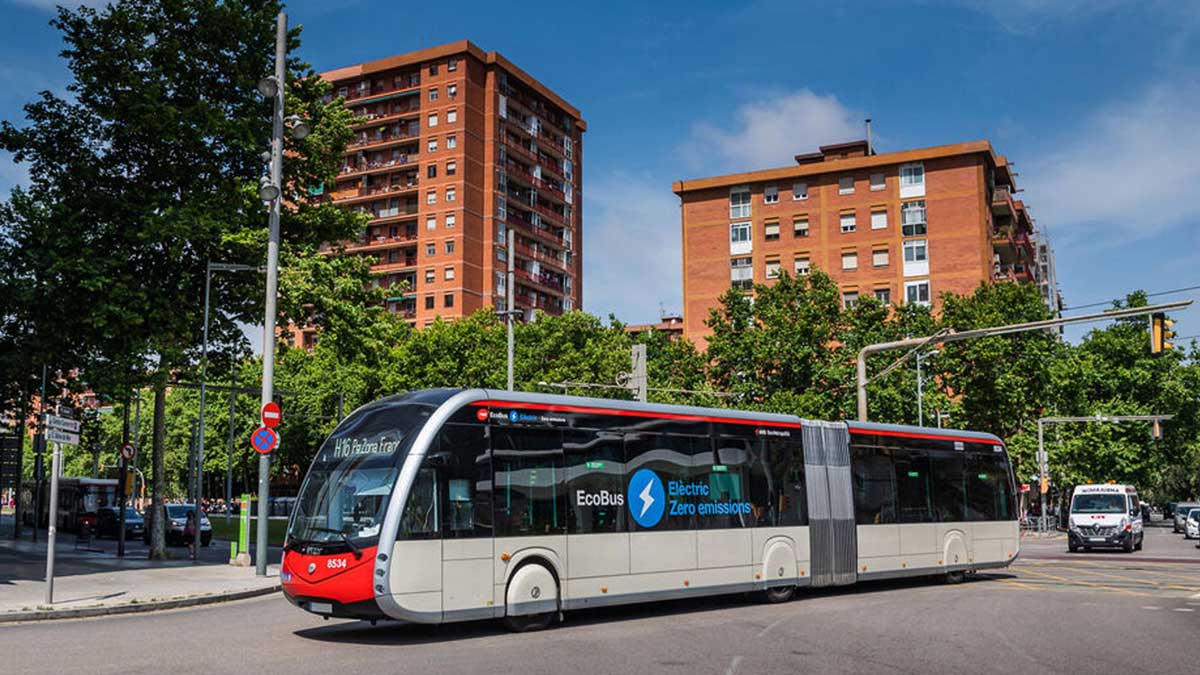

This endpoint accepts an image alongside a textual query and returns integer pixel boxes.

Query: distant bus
[25,477,119,532]
[281,390,1018,631]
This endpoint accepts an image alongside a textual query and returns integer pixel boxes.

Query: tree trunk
[149,372,168,559]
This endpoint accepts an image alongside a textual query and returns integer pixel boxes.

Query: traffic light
[1150,312,1175,356]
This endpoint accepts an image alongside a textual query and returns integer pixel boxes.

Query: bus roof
[845,420,1004,446]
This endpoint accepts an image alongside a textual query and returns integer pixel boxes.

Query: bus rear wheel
[503,611,556,633]
[945,570,965,584]
[762,585,796,603]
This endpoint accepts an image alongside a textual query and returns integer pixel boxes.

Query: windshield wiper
[310,527,362,559]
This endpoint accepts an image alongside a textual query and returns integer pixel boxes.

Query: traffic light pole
[856,300,1193,422]
[1036,414,1173,533]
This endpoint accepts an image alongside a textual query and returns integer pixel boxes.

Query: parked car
[1174,502,1200,533]
[1186,509,1200,540]
[143,504,212,547]
[94,506,145,540]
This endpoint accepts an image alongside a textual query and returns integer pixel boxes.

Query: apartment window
[764,220,780,241]
[428,139,438,153]
[426,216,436,231]
[843,291,859,309]
[871,208,887,230]
[446,187,457,202]
[425,295,435,310]
[874,288,891,304]
[900,162,925,198]
[905,280,931,306]
[730,221,752,255]
[901,200,927,236]
[872,248,889,267]
[444,266,455,281]
[764,186,779,204]
[428,113,438,128]
[842,251,858,271]
[448,84,457,99]
[429,64,439,76]
[429,88,439,102]
[496,196,506,221]
[426,191,437,205]
[766,258,781,279]
[425,268,435,284]
[792,182,808,201]
[794,256,810,276]
[446,135,457,149]
[446,214,456,228]
[427,165,437,179]
[903,239,928,263]
[838,176,855,195]
[444,293,454,308]
[870,173,885,191]
[446,161,457,176]
[730,256,753,289]
[730,187,751,219]
[447,109,458,124]
[447,59,457,72]
[445,240,455,254]
[426,242,436,257]
[793,217,809,238]
[840,212,856,233]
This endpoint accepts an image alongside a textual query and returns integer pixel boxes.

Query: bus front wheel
[503,611,556,632]
[762,585,796,603]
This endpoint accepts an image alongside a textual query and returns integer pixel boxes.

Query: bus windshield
[288,397,440,549]
[1071,493,1126,514]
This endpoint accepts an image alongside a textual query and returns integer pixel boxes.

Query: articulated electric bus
[281,389,1018,631]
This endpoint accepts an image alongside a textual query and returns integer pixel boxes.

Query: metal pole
[33,364,47,543]
[226,367,237,525]
[44,441,61,604]
[195,263,213,562]
[855,299,1193,421]
[256,11,287,577]
[506,229,515,391]
[336,391,344,422]
[117,400,129,558]
[1038,419,1047,533]
[132,392,141,510]
[916,353,924,427]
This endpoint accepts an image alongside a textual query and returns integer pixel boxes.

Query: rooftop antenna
[865,118,873,155]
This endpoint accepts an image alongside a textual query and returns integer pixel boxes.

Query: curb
[0,584,281,624]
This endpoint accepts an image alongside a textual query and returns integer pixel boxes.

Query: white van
[1067,484,1143,553]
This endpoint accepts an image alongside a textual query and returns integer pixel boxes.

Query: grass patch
[208,517,288,547]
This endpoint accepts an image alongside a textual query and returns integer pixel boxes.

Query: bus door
[801,421,857,587]
[433,423,495,620]
[563,430,629,590]
[491,427,567,603]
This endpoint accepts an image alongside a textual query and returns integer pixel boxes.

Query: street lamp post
[915,349,938,427]
[254,12,309,576]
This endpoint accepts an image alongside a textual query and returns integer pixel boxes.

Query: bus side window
[564,429,625,534]
[930,453,967,523]
[492,428,566,537]
[400,467,439,539]
[966,453,1012,521]
[711,436,752,529]
[851,445,897,525]
[439,423,490,538]
[895,451,933,523]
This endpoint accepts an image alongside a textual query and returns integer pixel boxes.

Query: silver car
[1174,502,1200,533]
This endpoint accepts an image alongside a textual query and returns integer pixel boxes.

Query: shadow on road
[294,570,1016,645]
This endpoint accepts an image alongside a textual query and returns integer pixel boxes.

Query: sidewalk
[0,530,281,623]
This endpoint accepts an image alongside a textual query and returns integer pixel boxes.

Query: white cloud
[682,89,863,173]
[1023,82,1200,243]
[950,0,1126,33]
[582,171,681,325]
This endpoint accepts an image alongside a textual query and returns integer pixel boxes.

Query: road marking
[1016,566,1153,597]
[756,615,790,638]
[1171,608,1195,612]
[1141,606,1162,610]
[725,655,743,675]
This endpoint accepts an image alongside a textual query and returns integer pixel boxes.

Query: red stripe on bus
[471,400,804,429]
[850,428,1003,446]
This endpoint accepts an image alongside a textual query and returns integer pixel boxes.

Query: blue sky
[4,1,1199,341]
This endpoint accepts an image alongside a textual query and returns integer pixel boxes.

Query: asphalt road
[3,528,1199,674]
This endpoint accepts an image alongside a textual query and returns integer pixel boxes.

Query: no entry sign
[261,401,281,429]
[251,426,278,455]
[120,443,137,461]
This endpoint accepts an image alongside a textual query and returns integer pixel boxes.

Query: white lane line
[1171,608,1195,613]
[726,655,743,675]
[756,615,791,638]
[1192,591,1200,600]
[1141,606,1162,610]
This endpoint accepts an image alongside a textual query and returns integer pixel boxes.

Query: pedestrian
[183,511,196,556]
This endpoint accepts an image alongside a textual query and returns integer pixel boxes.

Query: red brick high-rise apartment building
[319,41,584,329]
[673,140,1059,346]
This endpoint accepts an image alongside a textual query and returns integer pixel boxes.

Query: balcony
[345,230,419,253]
[505,211,566,248]
[991,184,1015,218]
[514,240,567,271]
[348,131,419,154]
[531,201,568,228]
[333,180,420,207]
[350,105,421,130]
[339,156,417,180]
[514,267,565,293]
[345,79,420,105]
[373,257,418,274]
[993,263,1036,284]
